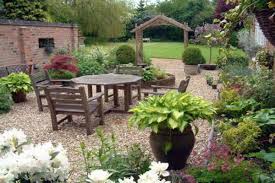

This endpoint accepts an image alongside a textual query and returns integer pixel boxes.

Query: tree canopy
[47,0,130,38]
[1,0,47,21]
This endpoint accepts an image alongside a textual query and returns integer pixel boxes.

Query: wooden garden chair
[143,76,191,97]
[30,70,73,111]
[44,86,104,135]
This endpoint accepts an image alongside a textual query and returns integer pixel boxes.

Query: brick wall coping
[0,19,78,28]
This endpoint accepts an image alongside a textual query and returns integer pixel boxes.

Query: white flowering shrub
[86,161,171,183]
[0,129,69,183]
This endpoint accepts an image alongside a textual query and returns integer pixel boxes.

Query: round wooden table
[72,73,142,112]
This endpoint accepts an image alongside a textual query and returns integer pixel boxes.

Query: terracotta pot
[149,125,195,170]
[184,65,199,75]
[255,9,275,46]
[12,91,27,103]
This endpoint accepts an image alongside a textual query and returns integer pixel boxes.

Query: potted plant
[182,48,206,75]
[129,91,215,170]
[0,72,33,103]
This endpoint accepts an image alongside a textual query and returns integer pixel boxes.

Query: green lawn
[89,42,244,63]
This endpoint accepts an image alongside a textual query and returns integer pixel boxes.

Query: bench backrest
[178,76,191,93]
[116,65,143,76]
[45,87,88,113]
[0,64,33,78]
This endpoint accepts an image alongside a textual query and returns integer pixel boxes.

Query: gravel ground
[0,59,218,182]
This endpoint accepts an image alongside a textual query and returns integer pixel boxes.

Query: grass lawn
[89,42,245,63]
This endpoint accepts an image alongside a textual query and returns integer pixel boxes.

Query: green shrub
[182,47,206,65]
[221,119,261,154]
[142,68,155,81]
[0,85,13,114]
[0,72,33,94]
[48,70,75,79]
[151,67,167,80]
[116,45,135,64]
[74,49,106,76]
[80,129,151,181]
[217,54,249,68]
[255,50,274,69]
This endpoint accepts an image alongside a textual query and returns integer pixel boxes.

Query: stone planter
[184,64,199,75]
[141,74,176,88]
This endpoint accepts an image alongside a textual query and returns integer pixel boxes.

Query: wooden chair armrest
[142,91,165,96]
[50,79,72,83]
[151,85,178,90]
[87,92,103,102]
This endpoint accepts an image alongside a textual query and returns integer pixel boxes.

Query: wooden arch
[131,15,193,65]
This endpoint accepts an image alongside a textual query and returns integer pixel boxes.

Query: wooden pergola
[131,15,193,65]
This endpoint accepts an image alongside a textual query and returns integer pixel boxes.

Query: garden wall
[0,19,79,66]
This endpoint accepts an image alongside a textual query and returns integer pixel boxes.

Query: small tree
[2,0,47,21]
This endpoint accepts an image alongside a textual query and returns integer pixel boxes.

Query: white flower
[138,170,170,183]
[87,169,112,183]
[149,162,169,177]
[118,176,136,183]
[0,128,27,155]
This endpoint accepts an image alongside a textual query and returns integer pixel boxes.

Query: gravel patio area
[0,59,218,182]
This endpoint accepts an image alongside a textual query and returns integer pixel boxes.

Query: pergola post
[135,30,143,65]
[184,30,189,48]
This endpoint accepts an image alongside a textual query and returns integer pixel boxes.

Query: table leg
[113,85,119,107]
[124,84,131,112]
[129,84,133,105]
[96,85,101,93]
[88,85,93,97]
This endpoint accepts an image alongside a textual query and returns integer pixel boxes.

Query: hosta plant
[0,72,33,94]
[129,91,216,134]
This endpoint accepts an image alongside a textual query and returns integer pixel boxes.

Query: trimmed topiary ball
[116,45,135,64]
[182,47,206,65]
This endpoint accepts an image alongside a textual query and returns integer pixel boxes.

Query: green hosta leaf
[168,118,178,129]
[172,111,183,120]
[179,121,188,132]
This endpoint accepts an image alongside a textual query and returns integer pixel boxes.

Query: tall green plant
[0,85,13,114]
[129,91,216,134]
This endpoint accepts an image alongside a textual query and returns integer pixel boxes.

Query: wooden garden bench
[30,70,73,111]
[143,76,191,97]
[44,86,104,135]
[0,64,33,78]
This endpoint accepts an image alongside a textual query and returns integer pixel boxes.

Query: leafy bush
[47,70,75,79]
[220,119,261,153]
[116,45,135,64]
[142,68,155,81]
[187,142,263,183]
[182,47,206,65]
[256,50,274,69]
[44,55,79,79]
[0,85,13,114]
[248,148,275,170]
[142,67,168,81]
[0,72,33,94]
[129,91,215,134]
[237,29,260,58]
[80,129,151,181]
[74,49,106,76]
[217,54,249,68]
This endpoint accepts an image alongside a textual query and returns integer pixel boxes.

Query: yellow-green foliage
[222,120,261,154]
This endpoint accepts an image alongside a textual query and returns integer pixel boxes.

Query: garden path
[0,58,218,182]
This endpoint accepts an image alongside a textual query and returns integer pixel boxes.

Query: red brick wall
[0,20,79,66]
